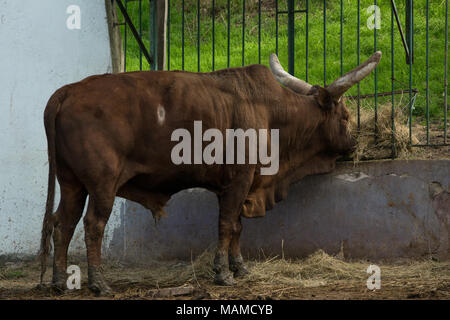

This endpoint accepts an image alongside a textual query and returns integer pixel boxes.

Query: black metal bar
[139,0,142,70]
[410,144,450,147]
[258,0,261,65]
[445,0,448,143]
[275,0,278,55]
[182,0,185,70]
[323,0,326,86]
[116,0,154,66]
[426,0,430,144]
[242,0,245,66]
[340,0,343,76]
[149,0,156,70]
[406,0,413,144]
[357,0,360,131]
[212,0,215,71]
[227,0,230,68]
[406,0,414,64]
[374,0,378,136]
[124,0,127,72]
[346,89,418,100]
[149,0,157,70]
[391,4,397,158]
[288,0,295,75]
[197,0,200,72]
[305,0,309,82]
[408,0,413,143]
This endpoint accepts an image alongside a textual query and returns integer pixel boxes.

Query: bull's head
[269,51,382,155]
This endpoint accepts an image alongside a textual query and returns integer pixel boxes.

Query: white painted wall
[0,0,124,256]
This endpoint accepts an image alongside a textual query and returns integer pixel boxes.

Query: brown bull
[39,52,381,295]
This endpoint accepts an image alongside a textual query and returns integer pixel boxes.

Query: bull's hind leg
[51,182,87,291]
[214,168,254,286]
[83,193,115,296]
[228,216,250,278]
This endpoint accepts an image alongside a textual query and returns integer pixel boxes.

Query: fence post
[105,0,124,73]
[405,0,414,64]
[149,0,167,71]
[158,0,168,71]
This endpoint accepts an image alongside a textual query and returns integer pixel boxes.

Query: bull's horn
[327,51,382,98]
[269,53,313,95]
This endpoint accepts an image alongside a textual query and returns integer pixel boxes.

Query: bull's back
[53,70,251,190]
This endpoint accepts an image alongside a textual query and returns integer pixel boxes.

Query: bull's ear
[314,86,333,110]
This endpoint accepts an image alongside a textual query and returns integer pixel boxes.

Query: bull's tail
[38,87,66,284]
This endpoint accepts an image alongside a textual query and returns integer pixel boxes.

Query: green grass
[118,0,449,121]
[0,269,28,280]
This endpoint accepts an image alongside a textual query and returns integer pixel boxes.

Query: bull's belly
[116,172,221,216]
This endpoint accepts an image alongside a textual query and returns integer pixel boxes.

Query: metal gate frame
[115,0,449,157]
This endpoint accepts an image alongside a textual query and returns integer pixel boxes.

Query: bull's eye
[342,111,349,122]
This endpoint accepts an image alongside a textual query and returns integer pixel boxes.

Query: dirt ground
[1,250,448,300]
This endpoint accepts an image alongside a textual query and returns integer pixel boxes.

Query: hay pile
[246,250,368,288]
[247,250,449,288]
[110,248,449,293]
[346,100,419,161]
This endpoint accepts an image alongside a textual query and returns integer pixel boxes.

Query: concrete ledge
[107,160,449,262]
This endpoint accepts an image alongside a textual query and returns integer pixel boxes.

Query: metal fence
[115,0,449,158]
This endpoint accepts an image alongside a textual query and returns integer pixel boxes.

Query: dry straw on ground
[2,248,449,299]
[108,247,449,291]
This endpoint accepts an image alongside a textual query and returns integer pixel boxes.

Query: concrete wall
[0,0,124,257]
[108,160,449,262]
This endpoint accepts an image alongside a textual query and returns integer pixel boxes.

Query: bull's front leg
[214,167,254,286]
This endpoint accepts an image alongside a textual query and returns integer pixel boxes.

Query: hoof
[35,283,48,291]
[88,267,113,297]
[51,270,67,294]
[88,281,113,297]
[214,270,236,286]
[50,282,67,294]
[233,265,250,278]
[229,255,250,278]
[213,252,236,286]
